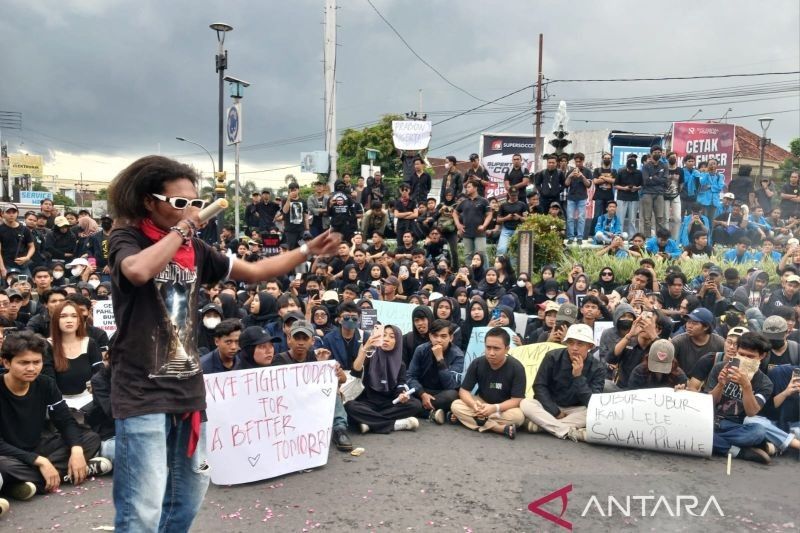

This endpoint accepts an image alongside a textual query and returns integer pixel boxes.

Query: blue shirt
[645,237,682,259]
[722,249,754,264]
[753,250,782,262]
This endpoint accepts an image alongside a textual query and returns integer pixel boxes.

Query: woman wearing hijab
[345,325,422,433]
[309,305,334,337]
[403,305,434,366]
[337,264,362,291]
[235,326,280,370]
[452,287,469,322]
[432,297,463,347]
[592,267,618,295]
[487,305,523,345]
[460,297,489,352]
[468,252,486,284]
[75,216,100,258]
[243,291,279,329]
[477,268,506,302]
[565,273,589,305]
[215,292,245,320]
[197,303,223,355]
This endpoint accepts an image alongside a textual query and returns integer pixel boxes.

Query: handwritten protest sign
[514,313,535,337]
[392,120,432,150]
[372,300,414,334]
[509,342,563,399]
[204,362,337,485]
[586,388,713,457]
[593,321,613,347]
[464,326,518,372]
[92,300,116,336]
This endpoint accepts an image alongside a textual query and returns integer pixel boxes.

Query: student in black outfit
[44,300,103,396]
[0,331,111,501]
[280,182,309,250]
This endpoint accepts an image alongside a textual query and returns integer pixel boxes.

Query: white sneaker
[394,417,419,432]
[566,427,587,442]
[0,497,9,516]
[9,482,36,501]
[524,420,540,433]
[87,457,113,477]
[359,423,370,434]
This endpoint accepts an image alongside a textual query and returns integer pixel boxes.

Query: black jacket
[533,348,605,416]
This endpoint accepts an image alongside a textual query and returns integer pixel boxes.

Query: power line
[570,108,800,125]
[432,84,534,126]
[546,70,800,84]
[365,0,488,104]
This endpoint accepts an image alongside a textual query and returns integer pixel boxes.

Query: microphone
[198,199,228,223]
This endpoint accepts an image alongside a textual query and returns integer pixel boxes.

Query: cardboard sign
[463,326,518,372]
[371,300,415,335]
[204,362,338,485]
[586,388,713,457]
[392,120,432,150]
[92,300,116,336]
[509,342,563,399]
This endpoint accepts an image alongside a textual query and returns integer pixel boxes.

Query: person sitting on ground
[520,324,605,441]
[461,297,489,351]
[686,326,749,391]
[318,302,366,371]
[627,339,687,389]
[450,327,526,439]
[402,305,434,366]
[406,319,464,424]
[243,291,278,330]
[235,326,280,369]
[25,288,67,338]
[722,237,754,264]
[672,307,726,373]
[44,300,103,396]
[732,270,770,311]
[759,315,799,370]
[645,227,681,260]
[346,325,422,434]
[598,303,635,374]
[608,309,664,390]
[704,331,775,464]
[199,319,242,374]
[0,331,111,501]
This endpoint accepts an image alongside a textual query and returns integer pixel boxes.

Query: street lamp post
[210,22,233,242]
[757,117,774,183]
[224,76,250,238]
[175,137,216,185]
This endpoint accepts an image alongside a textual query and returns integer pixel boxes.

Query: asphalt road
[2,423,798,532]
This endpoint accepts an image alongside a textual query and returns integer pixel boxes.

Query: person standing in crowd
[106,155,340,532]
[464,153,491,197]
[244,192,262,235]
[24,211,49,270]
[454,180,492,260]
[405,158,432,204]
[503,153,530,196]
[440,156,463,203]
[363,171,386,207]
[39,198,57,229]
[0,204,35,279]
[496,187,528,256]
[45,216,78,264]
[307,180,330,237]
[259,189,281,231]
[614,154,643,236]
[534,155,564,214]
[665,151,683,239]
[564,153,592,245]
[589,153,617,237]
[280,182,308,250]
[698,158,726,222]
[393,183,419,240]
[779,171,800,220]
[679,155,701,215]
[640,145,668,237]
[451,328,526,439]
[90,215,114,281]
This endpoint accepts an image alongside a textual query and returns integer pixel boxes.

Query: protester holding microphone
[106,155,340,533]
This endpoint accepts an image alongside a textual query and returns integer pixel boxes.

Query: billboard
[610,146,651,170]
[8,154,43,179]
[479,133,537,197]
[671,122,735,183]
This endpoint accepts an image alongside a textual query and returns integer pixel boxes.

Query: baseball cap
[727,301,746,314]
[66,258,90,268]
[648,339,675,374]
[469,153,479,161]
[723,192,735,199]
[686,307,715,327]
[761,316,789,340]
[321,290,340,304]
[290,320,315,338]
[555,303,578,325]
[540,301,560,314]
[3,203,18,213]
[727,326,749,337]
[563,324,595,345]
[549,201,562,209]
[787,274,800,284]
[239,326,281,348]
[707,265,723,276]
[383,276,399,287]
[282,310,305,325]
[6,289,22,300]
[54,216,70,227]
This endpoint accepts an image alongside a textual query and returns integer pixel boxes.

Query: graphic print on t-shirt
[289,201,304,225]
[151,262,200,379]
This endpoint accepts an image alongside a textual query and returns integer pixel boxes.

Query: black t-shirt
[688,352,723,382]
[592,167,617,201]
[705,361,773,424]
[52,337,103,395]
[728,177,754,205]
[456,197,490,238]
[566,168,593,200]
[328,193,356,233]
[272,351,318,366]
[0,222,33,266]
[504,166,528,189]
[665,167,683,199]
[615,168,643,202]
[499,200,529,230]
[464,167,490,196]
[780,183,800,215]
[109,226,231,419]
[460,356,526,404]
[328,256,353,277]
[282,199,306,233]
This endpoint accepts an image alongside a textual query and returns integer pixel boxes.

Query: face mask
[603,159,611,166]
[617,319,633,331]
[53,271,64,279]
[668,157,677,164]
[88,280,100,290]
[101,220,113,231]
[626,161,636,169]
[71,267,84,277]
[769,338,785,350]
[725,314,740,327]
[203,317,221,330]
[341,316,358,330]
[436,266,447,274]
[444,162,451,170]
[517,279,526,288]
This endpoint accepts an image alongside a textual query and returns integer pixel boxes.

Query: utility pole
[534,33,544,173]
[418,89,423,115]
[324,0,338,187]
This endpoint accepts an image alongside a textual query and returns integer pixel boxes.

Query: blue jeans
[743,416,795,452]
[713,419,767,455]
[334,394,347,430]
[114,414,211,533]
[566,199,586,239]
[496,227,515,256]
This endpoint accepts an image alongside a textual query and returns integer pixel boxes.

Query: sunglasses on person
[151,193,207,210]
[601,271,613,277]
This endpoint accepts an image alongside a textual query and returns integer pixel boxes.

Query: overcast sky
[1,0,798,186]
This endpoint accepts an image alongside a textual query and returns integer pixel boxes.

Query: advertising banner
[671,122,735,183]
[610,146,651,170]
[479,134,536,197]
[8,154,43,179]
[19,191,53,205]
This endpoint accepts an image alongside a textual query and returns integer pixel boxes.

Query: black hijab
[217,293,243,320]
[243,291,279,329]
[478,268,506,301]
[365,325,404,393]
[461,297,489,351]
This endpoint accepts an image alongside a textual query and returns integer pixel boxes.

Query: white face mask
[71,266,84,277]
[444,162,451,170]
[88,280,100,289]
[203,317,221,330]
[53,271,64,279]
[517,280,526,288]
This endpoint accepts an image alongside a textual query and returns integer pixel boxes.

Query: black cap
[282,310,305,324]
[469,153,479,161]
[239,326,281,348]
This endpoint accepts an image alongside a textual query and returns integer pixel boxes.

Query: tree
[95,188,108,200]
[790,137,800,159]
[337,114,404,179]
[54,192,75,208]
[31,180,50,192]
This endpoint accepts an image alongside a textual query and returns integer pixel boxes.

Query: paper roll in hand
[198,199,228,223]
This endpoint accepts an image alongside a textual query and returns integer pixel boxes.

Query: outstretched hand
[307,230,342,257]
